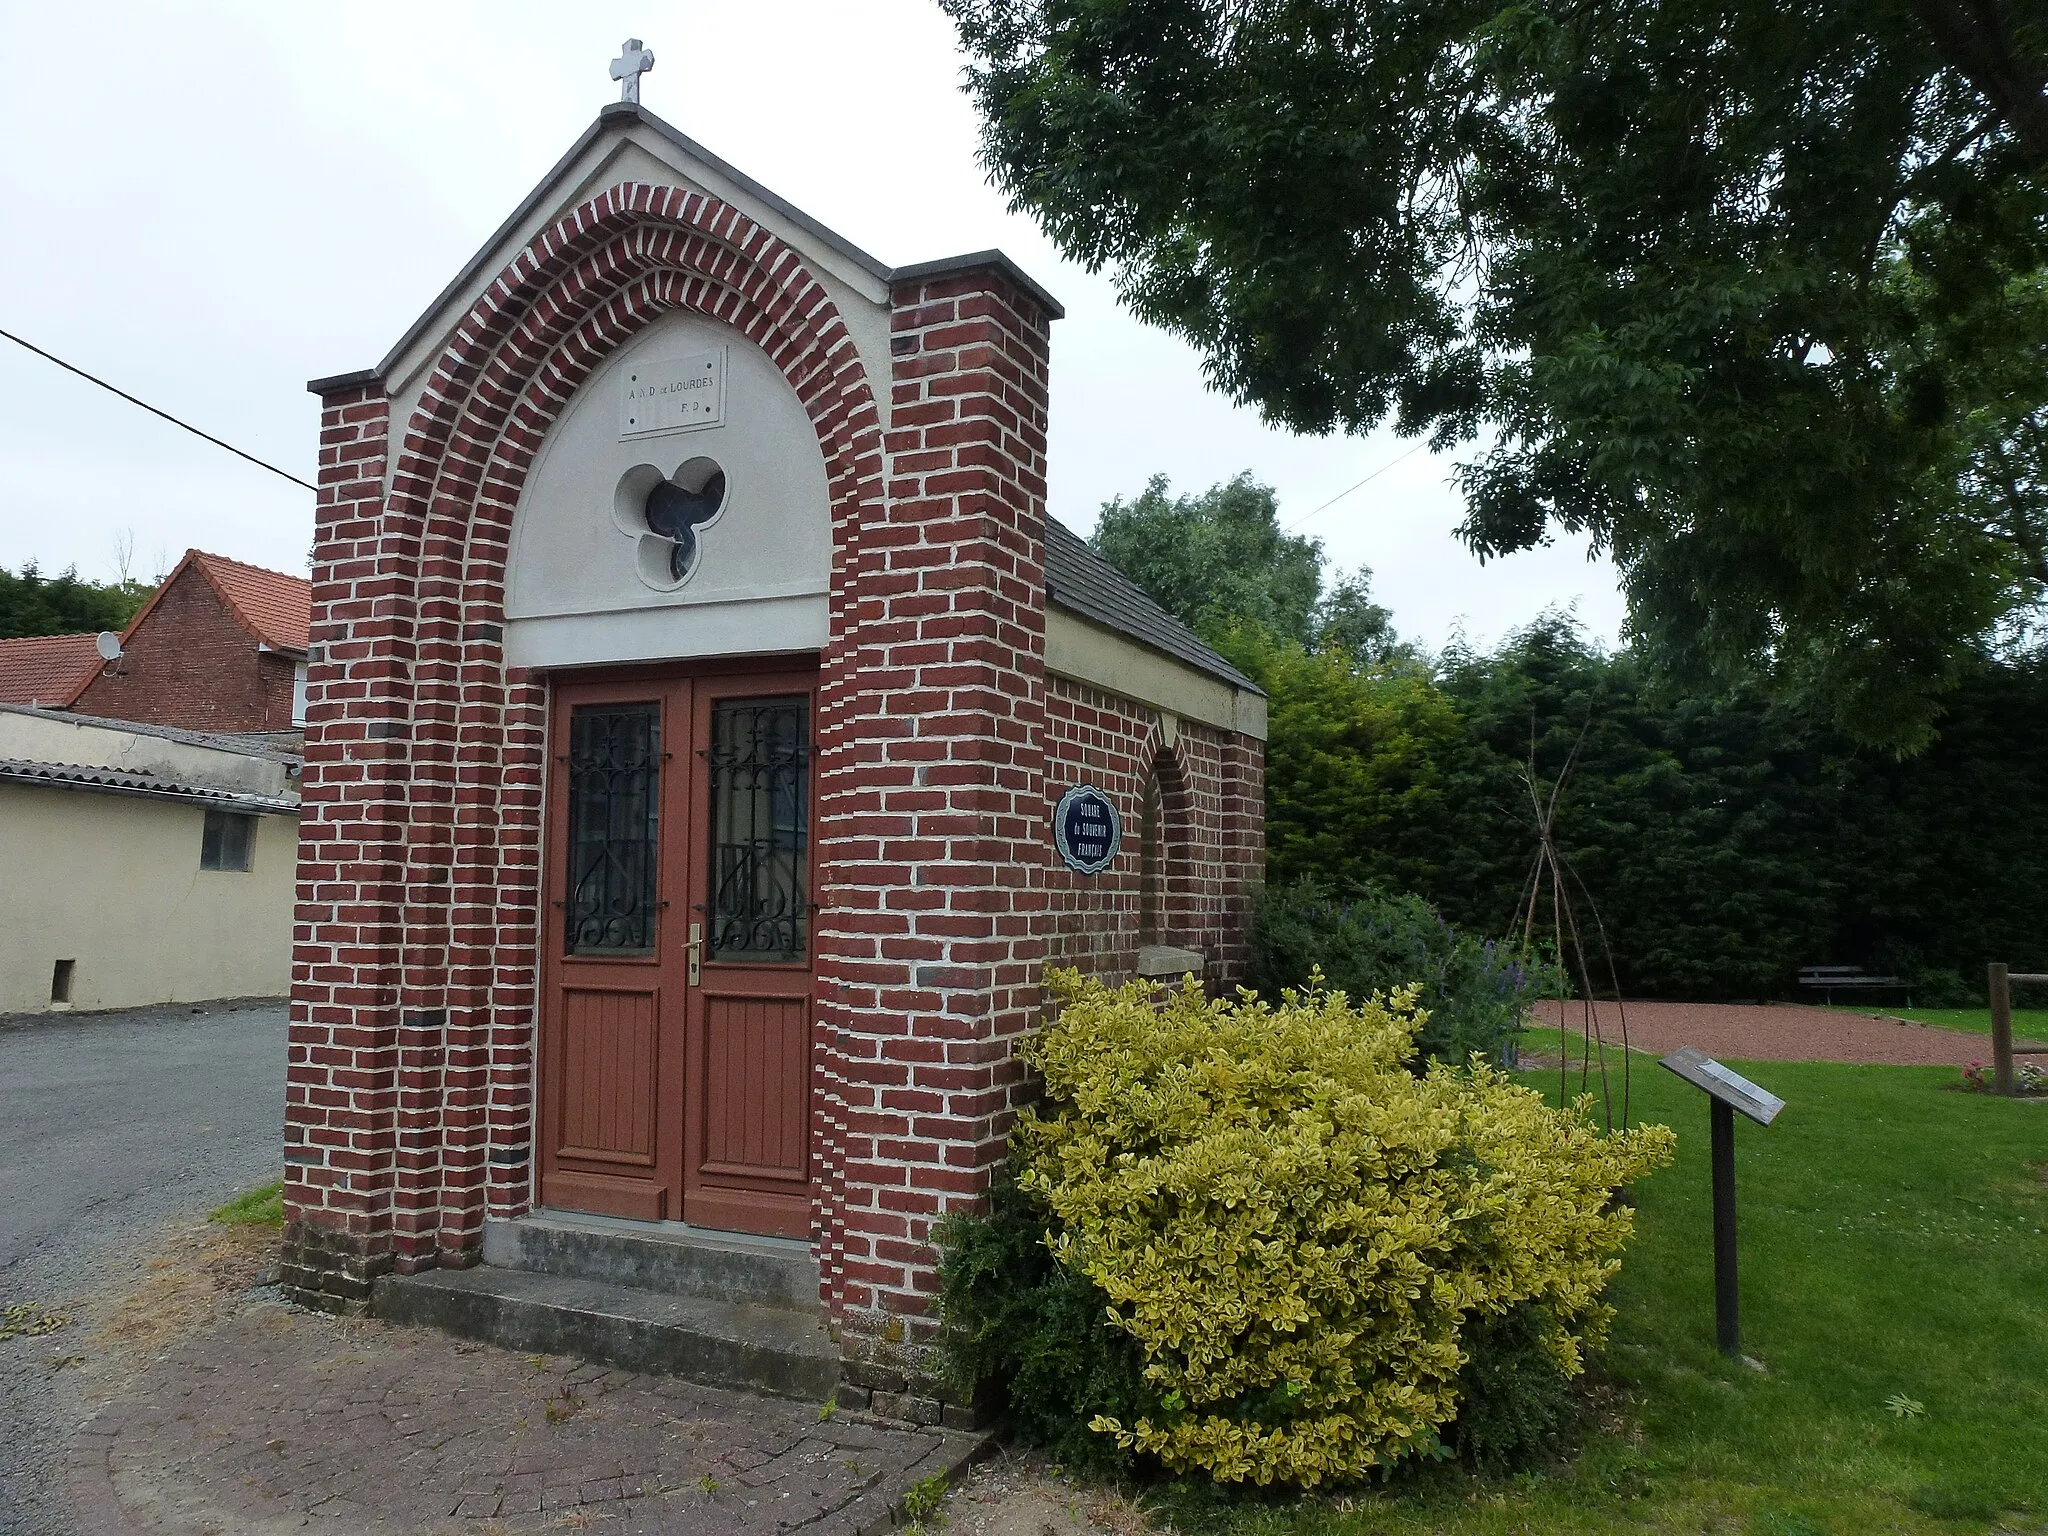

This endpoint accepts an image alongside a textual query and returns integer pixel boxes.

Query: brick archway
[1149,739,1202,948]
[290,182,884,1304]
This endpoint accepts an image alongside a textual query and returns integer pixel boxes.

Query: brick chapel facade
[282,101,1266,1401]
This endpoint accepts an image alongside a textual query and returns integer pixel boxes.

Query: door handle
[687,921,702,987]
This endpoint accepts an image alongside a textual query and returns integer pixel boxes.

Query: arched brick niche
[1041,680,1265,986]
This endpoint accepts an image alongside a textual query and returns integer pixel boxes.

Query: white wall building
[0,704,299,1014]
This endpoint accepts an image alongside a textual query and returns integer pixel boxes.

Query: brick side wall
[1042,675,1264,985]
[71,565,297,733]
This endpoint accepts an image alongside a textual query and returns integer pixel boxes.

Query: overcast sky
[0,1,1624,653]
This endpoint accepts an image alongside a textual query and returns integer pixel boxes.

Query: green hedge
[1220,615,2048,1000]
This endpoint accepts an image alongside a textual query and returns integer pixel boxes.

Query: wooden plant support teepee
[1509,722,1634,1132]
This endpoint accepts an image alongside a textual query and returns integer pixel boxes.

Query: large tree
[1093,470,1403,661]
[0,563,151,640]
[943,0,2048,747]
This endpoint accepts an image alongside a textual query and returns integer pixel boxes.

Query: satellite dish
[95,631,122,661]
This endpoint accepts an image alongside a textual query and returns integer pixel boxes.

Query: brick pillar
[823,259,1058,1418]
[1219,736,1266,982]
[282,372,411,1311]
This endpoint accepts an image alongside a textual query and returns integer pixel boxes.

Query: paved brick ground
[1531,999,2043,1066]
[67,1300,981,1535]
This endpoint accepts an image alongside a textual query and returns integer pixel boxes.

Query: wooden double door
[537,661,817,1238]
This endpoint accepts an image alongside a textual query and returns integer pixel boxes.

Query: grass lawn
[1820,1004,2048,1043]
[1164,1038,2048,1535]
[209,1180,283,1227]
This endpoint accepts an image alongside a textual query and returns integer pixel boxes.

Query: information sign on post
[1658,1047,1785,1359]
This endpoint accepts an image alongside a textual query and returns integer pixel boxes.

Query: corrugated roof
[0,633,102,707]
[1043,518,1261,693]
[189,552,311,654]
[0,701,305,767]
[0,757,299,813]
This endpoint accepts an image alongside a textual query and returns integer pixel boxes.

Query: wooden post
[1991,961,2015,1095]
[1711,1098,1740,1357]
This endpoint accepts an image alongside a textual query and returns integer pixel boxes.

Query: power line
[1286,441,1428,530]
[0,325,316,493]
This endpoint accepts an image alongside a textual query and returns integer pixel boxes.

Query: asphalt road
[0,998,285,1536]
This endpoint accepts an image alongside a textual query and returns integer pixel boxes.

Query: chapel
[282,64,1266,1417]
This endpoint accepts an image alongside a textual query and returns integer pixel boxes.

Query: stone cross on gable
[610,39,655,104]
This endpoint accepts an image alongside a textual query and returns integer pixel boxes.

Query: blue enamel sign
[1054,785,1122,875]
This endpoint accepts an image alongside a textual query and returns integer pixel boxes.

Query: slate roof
[0,758,299,813]
[0,633,102,707]
[1043,517,1261,693]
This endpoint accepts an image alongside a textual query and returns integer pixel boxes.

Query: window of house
[292,662,309,726]
[201,809,257,872]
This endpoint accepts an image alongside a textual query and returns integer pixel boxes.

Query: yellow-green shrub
[1011,969,1675,1487]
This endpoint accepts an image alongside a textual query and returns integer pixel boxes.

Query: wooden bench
[1798,965,1910,1005]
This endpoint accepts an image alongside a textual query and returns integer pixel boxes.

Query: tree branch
[1910,0,2048,170]
[1984,439,2048,588]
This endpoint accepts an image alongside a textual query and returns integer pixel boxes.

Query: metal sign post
[1660,1047,1785,1358]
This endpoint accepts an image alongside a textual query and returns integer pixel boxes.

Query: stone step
[481,1211,818,1310]
[373,1265,841,1401]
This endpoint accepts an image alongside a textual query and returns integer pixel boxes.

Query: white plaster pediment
[375,107,894,471]
[504,310,831,670]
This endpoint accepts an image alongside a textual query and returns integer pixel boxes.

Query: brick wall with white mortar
[282,176,1264,1406]
[1043,674,1265,985]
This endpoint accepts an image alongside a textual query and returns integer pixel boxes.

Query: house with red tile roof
[0,632,103,707]
[67,550,312,737]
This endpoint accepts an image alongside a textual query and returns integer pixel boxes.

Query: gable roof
[0,632,102,706]
[1044,518,1261,694]
[191,551,312,654]
[310,102,1061,396]
[97,550,312,682]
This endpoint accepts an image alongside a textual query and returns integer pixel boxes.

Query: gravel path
[0,999,285,1536]
[1530,999,2042,1066]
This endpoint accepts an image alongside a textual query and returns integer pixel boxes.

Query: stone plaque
[1054,785,1122,875]
[621,348,726,439]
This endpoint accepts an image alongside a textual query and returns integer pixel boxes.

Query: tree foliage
[1268,611,2048,998]
[1087,473,2048,997]
[1214,621,1458,889]
[1093,471,1402,662]
[0,562,152,640]
[943,0,2048,747]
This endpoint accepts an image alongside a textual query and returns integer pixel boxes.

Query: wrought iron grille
[565,705,661,954]
[706,696,809,960]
